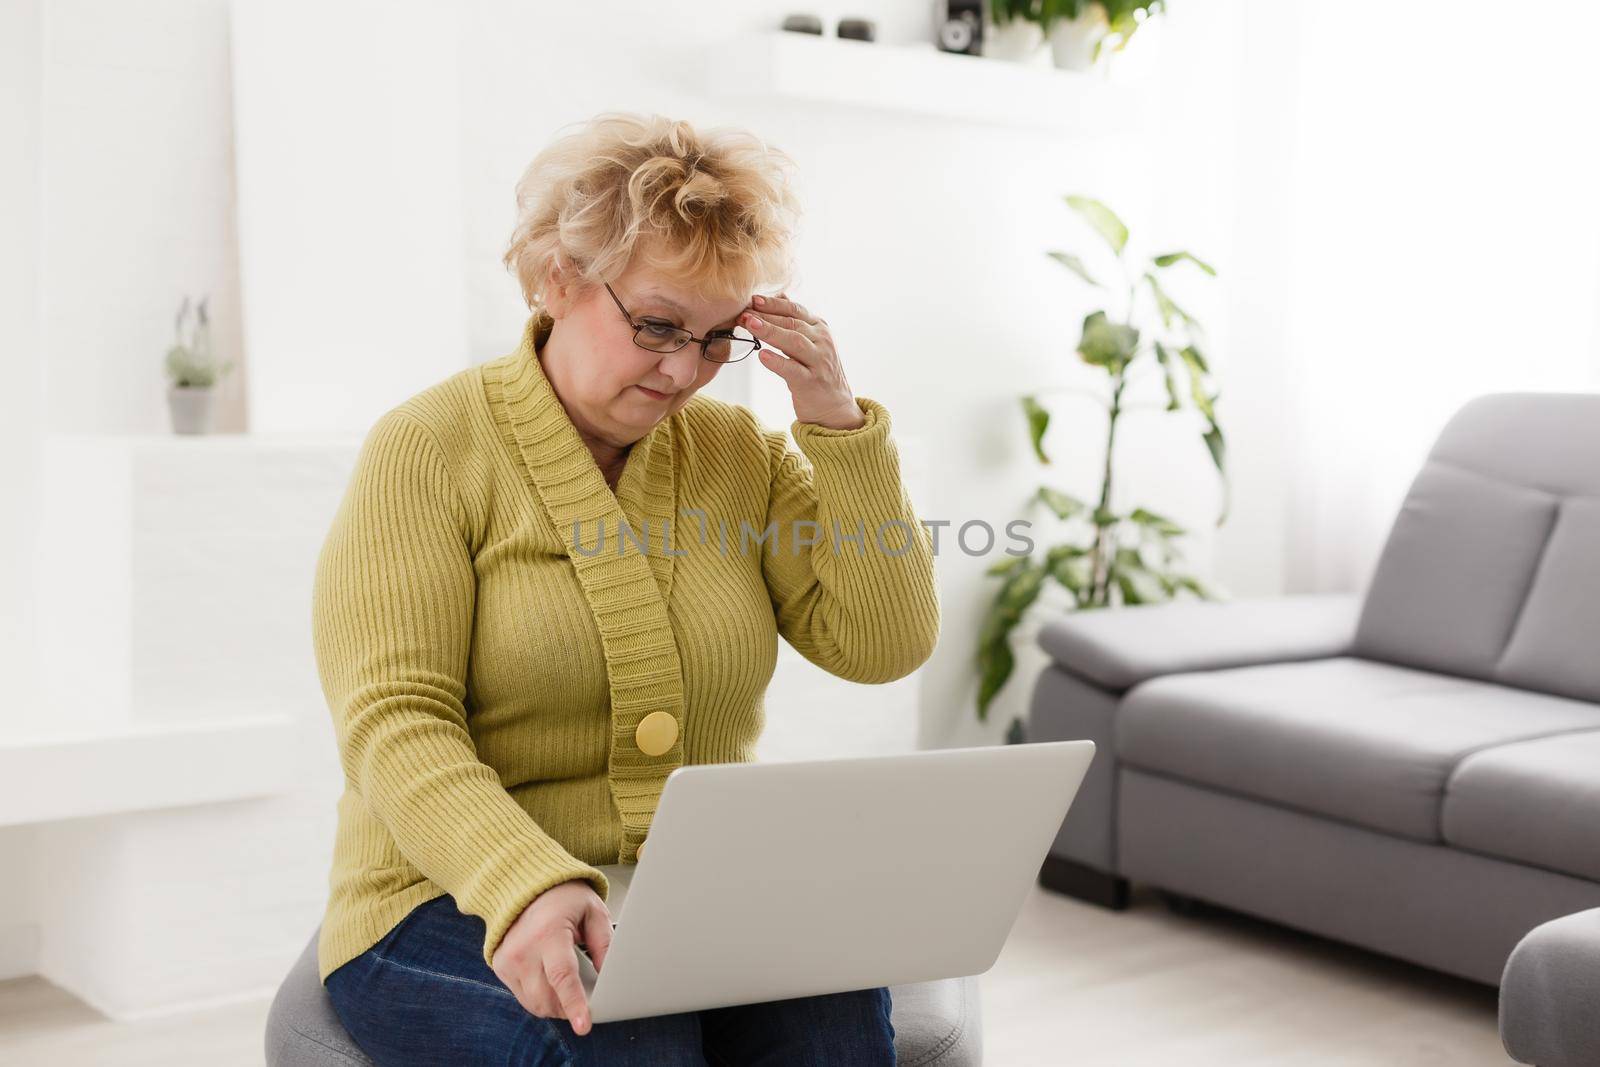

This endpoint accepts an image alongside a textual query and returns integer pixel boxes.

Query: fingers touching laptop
[491,878,615,1035]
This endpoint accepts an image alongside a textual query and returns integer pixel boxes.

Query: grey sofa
[266,863,984,1065]
[1028,392,1600,994]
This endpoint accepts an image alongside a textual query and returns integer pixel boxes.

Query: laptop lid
[581,739,1094,1022]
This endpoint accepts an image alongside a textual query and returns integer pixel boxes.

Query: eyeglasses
[604,282,762,364]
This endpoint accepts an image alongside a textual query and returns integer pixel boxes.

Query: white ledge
[705,31,1147,134]
[0,715,297,827]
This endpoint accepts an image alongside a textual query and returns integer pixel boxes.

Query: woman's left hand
[743,293,866,431]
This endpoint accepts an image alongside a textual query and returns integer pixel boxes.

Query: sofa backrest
[1353,392,1600,704]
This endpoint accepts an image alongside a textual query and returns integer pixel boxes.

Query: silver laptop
[574,739,1095,1023]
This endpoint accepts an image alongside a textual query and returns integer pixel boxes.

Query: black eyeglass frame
[603,281,762,364]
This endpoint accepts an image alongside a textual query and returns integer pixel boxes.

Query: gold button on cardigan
[636,709,679,756]
[311,313,940,982]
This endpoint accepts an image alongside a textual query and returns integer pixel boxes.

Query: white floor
[982,886,1508,1065]
[0,884,1509,1066]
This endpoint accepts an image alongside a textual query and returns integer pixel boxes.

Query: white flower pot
[983,18,1044,63]
[1049,6,1110,71]
[167,385,217,435]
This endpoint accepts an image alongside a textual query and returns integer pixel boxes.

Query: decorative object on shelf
[837,17,877,42]
[1044,1,1108,70]
[781,14,824,35]
[163,294,234,435]
[984,0,1044,62]
[1040,0,1167,71]
[937,0,984,55]
[976,194,1226,740]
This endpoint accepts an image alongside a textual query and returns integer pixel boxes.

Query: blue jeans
[325,894,896,1066]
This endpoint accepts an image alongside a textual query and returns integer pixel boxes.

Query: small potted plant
[164,295,233,434]
[1041,0,1165,71]
[985,0,1045,62]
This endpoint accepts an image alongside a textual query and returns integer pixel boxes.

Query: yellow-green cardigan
[311,314,940,982]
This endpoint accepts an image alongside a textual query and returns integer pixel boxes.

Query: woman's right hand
[491,879,613,1035]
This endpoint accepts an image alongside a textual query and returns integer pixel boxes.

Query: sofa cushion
[1352,461,1557,681]
[1444,730,1600,882]
[1496,497,1600,704]
[1035,594,1359,692]
[1353,393,1600,696]
[1117,657,1600,842]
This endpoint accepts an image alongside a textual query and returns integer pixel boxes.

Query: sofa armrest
[1501,908,1600,1067]
[1035,593,1361,692]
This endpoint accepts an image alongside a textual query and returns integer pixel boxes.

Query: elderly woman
[311,112,940,1065]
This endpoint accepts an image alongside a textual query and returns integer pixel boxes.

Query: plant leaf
[1064,195,1129,256]
[1152,250,1217,276]
[1172,573,1215,599]
[1078,310,1139,371]
[1045,542,1089,563]
[1036,486,1089,520]
[976,638,1013,721]
[1178,346,1216,422]
[975,560,1049,717]
[1144,272,1193,330]
[1110,546,1169,605]
[1022,395,1051,464]
[1001,563,1047,612]
[1202,422,1226,475]
[1050,554,1093,595]
[979,561,1047,646]
[1047,250,1102,288]
[1129,506,1185,537]
[985,554,1029,577]
[1113,571,1145,606]
[1101,0,1163,49]
[1152,341,1182,411]
[1113,544,1146,571]
[1204,421,1230,526]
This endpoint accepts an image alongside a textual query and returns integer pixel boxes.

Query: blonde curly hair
[502,112,803,328]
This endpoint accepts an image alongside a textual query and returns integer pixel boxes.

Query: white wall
[1,0,44,737]
[0,0,46,983]
[230,0,471,434]
[1275,0,1600,592]
[38,0,249,436]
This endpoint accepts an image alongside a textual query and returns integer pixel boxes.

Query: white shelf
[0,715,296,827]
[706,31,1146,134]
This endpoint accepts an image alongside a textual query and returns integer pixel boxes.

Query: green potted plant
[977,194,1226,743]
[164,295,233,434]
[1040,0,1166,71]
[985,0,1045,62]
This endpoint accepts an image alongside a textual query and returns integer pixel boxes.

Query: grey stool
[1500,907,1600,1066]
[265,926,983,1066]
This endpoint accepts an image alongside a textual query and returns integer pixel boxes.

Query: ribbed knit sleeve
[761,396,941,683]
[312,408,610,970]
